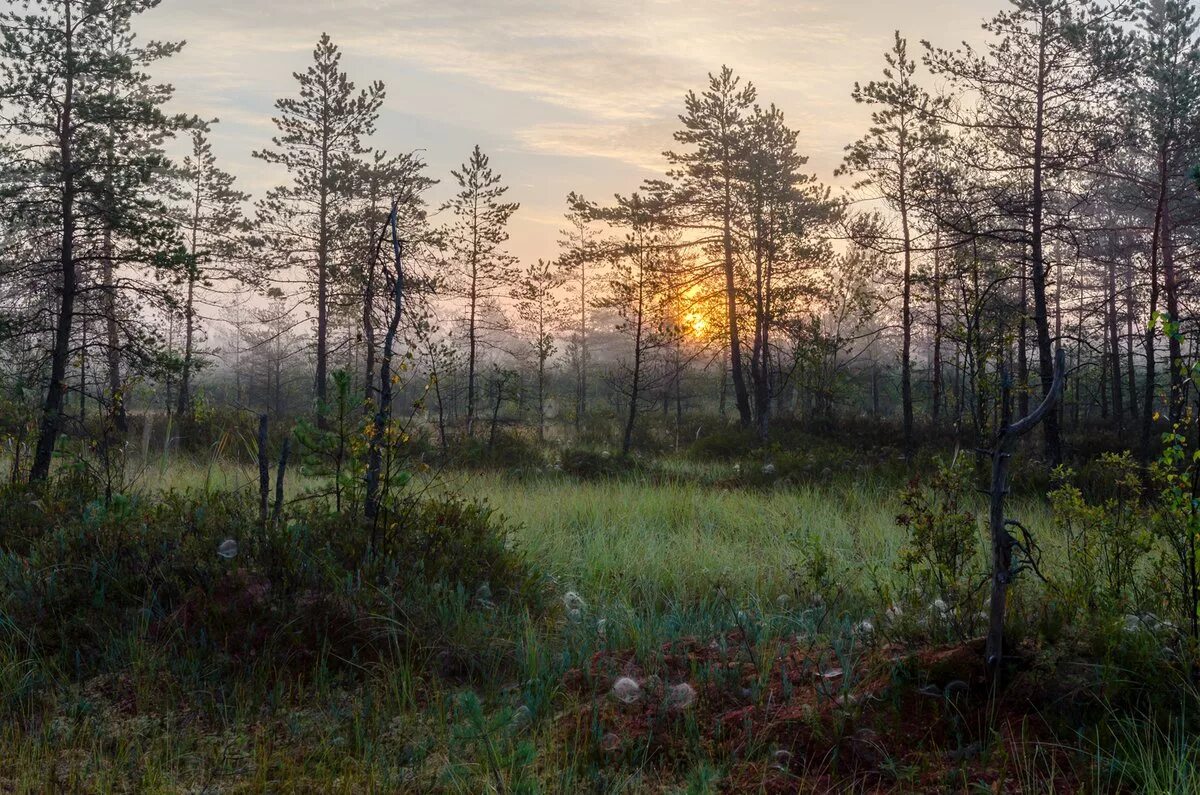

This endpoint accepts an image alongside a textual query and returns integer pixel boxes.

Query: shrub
[1048,453,1151,614]
[0,478,541,678]
[574,409,618,448]
[452,429,544,471]
[1151,428,1200,640]
[687,425,758,461]
[558,447,638,479]
[894,461,986,639]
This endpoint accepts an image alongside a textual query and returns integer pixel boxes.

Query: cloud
[138,0,996,261]
[515,119,679,172]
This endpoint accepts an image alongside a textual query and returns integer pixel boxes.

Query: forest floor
[1,459,1195,793]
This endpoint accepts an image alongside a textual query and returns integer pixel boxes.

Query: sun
[683,311,708,338]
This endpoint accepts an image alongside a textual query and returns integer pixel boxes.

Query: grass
[0,452,1187,792]
[473,472,911,603]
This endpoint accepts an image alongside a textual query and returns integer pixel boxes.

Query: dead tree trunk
[985,347,1065,677]
[365,201,404,523]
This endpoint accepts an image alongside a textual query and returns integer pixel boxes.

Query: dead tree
[365,199,404,523]
[985,347,1065,676]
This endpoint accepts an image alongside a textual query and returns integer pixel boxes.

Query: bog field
[3,431,1198,793]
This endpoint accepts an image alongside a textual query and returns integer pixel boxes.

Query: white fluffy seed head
[217,539,238,559]
[852,619,875,638]
[666,682,696,710]
[611,677,641,704]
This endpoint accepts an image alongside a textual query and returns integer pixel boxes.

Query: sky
[139,0,998,264]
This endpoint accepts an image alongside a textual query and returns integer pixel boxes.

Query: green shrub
[451,429,544,470]
[687,425,758,461]
[894,461,986,639]
[573,409,617,448]
[0,478,541,678]
[558,447,638,479]
[1049,453,1151,615]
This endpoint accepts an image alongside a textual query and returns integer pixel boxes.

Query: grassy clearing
[129,457,1052,607]
[0,455,1190,792]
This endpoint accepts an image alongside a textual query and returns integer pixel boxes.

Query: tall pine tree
[254,33,384,429]
[441,145,519,436]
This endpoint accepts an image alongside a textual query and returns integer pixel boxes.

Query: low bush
[893,461,987,640]
[558,447,639,479]
[687,425,759,461]
[451,428,544,470]
[0,474,542,680]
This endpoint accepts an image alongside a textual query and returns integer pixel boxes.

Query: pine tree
[173,123,249,445]
[925,0,1135,463]
[839,32,947,456]
[664,67,757,429]
[741,103,838,441]
[338,150,435,407]
[512,259,565,441]
[593,192,671,455]
[0,0,186,480]
[254,33,384,429]
[1130,0,1200,449]
[558,192,598,434]
[441,145,519,436]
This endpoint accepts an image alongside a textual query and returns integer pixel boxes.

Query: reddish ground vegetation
[559,633,1084,792]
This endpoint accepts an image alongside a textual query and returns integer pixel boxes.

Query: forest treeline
[2,0,1199,477]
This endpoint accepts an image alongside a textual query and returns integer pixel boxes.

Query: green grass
[0,454,1183,792]
[470,472,904,603]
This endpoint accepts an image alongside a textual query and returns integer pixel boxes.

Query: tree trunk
[723,183,752,428]
[623,297,644,456]
[176,270,197,436]
[932,235,944,426]
[1125,259,1138,421]
[1018,249,1030,419]
[576,255,587,434]
[314,133,331,430]
[1106,251,1123,434]
[1141,177,1165,462]
[365,224,403,521]
[898,161,914,457]
[1028,20,1062,464]
[1162,198,1183,424]
[257,414,269,525]
[102,227,126,433]
[31,4,76,482]
[986,349,1065,675]
[466,263,478,436]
